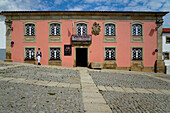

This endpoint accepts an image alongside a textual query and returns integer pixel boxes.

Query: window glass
[105,48,116,60]
[105,24,115,36]
[50,48,60,60]
[164,53,169,60]
[25,48,35,60]
[166,37,170,43]
[77,23,87,36]
[25,24,35,36]
[50,23,60,36]
[132,24,142,36]
[132,48,143,60]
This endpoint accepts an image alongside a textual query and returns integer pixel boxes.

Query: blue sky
[0,0,169,27]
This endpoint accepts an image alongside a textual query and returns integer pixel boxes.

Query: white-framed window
[77,23,87,36]
[164,52,169,60]
[132,48,143,60]
[105,24,115,36]
[50,48,61,60]
[50,23,60,36]
[25,48,35,60]
[132,24,142,36]
[105,48,116,60]
[25,24,35,36]
[166,37,170,44]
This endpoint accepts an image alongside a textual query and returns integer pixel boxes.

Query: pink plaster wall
[11,20,157,67]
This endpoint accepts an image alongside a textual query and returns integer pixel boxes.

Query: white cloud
[123,0,170,28]
[146,0,166,10]
[0,0,50,11]
[94,6,110,11]
[84,0,107,3]
[68,5,89,11]
[163,13,170,28]
[54,0,63,5]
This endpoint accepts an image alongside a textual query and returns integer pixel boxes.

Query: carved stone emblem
[92,22,101,36]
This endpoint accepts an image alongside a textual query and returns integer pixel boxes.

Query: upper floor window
[166,37,170,44]
[77,23,87,36]
[105,24,115,36]
[132,48,143,60]
[105,48,116,60]
[50,48,61,60]
[132,24,142,36]
[25,24,35,36]
[50,23,60,36]
[25,48,35,60]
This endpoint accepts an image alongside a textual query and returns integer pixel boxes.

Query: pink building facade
[1,11,168,72]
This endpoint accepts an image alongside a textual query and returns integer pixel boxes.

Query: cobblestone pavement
[0,65,83,113]
[89,70,170,112]
[89,71,170,90]
[0,66,80,84]
[0,62,170,112]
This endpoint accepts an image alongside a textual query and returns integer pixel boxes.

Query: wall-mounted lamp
[11,41,14,47]
[6,20,13,31]
[155,49,158,52]
[155,17,163,30]
[7,20,12,24]
[152,49,158,55]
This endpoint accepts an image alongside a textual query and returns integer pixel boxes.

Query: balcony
[72,35,92,45]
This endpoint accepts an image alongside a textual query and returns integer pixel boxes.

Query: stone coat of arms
[92,22,101,36]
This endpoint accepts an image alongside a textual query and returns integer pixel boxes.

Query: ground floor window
[50,48,61,60]
[25,48,35,60]
[164,52,169,60]
[105,48,116,60]
[132,48,143,60]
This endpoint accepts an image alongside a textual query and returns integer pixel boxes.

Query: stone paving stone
[34,80,50,86]
[1,62,170,112]
[24,79,38,84]
[112,86,125,92]
[0,63,13,67]
[89,70,170,112]
[0,82,83,113]
[82,92,102,98]
[122,87,136,93]
[83,97,106,104]
[105,86,114,91]
[81,83,96,88]
[57,82,70,88]
[133,88,152,94]
[0,77,14,82]
[46,81,59,87]
[0,66,80,84]
[101,91,170,112]
[9,78,26,84]
[69,84,80,89]
[159,89,170,95]
[97,85,107,91]
[80,70,112,113]
[155,74,170,80]
[84,103,112,113]
[89,70,170,90]
[147,89,164,94]
[0,65,83,113]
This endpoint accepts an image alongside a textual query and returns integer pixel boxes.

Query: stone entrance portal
[76,48,88,67]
